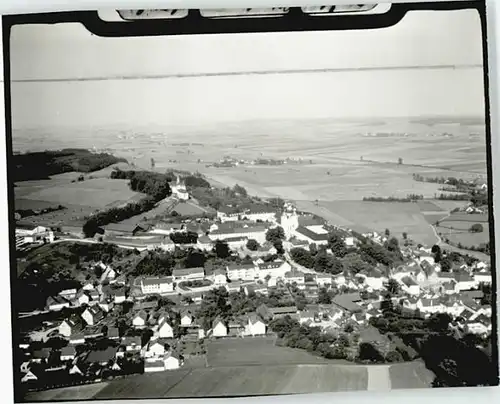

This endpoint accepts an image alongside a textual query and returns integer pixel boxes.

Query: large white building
[16,223,54,245]
[140,277,174,294]
[217,205,277,223]
[208,224,268,244]
[227,263,257,281]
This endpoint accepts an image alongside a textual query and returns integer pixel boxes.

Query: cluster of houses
[17,197,495,391]
[45,263,127,312]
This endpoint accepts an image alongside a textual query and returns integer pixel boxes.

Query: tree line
[363,194,423,202]
[13,149,127,182]
[289,229,403,276]
[83,169,175,237]
[369,301,497,387]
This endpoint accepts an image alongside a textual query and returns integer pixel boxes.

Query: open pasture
[15,177,144,209]
[435,213,490,247]
[205,336,331,367]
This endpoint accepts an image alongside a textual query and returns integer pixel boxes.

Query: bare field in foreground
[23,338,434,401]
[24,361,434,401]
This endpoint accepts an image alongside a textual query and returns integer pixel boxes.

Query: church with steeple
[280,202,299,240]
[171,176,189,201]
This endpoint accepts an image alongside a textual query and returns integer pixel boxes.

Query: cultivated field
[13,118,488,204]
[435,213,490,247]
[389,361,436,389]
[205,336,332,367]
[12,118,488,240]
[296,200,440,245]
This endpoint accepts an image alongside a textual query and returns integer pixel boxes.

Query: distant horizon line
[9,63,483,83]
[12,114,486,134]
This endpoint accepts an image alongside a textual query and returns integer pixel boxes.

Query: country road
[366,365,392,391]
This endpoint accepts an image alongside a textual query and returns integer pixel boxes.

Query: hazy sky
[10,9,486,129]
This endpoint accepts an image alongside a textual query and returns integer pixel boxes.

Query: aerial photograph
[7,5,498,402]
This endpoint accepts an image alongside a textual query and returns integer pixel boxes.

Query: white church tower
[281,202,299,240]
[172,176,189,201]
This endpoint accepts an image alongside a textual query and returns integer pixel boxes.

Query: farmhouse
[132,310,148,328]
[46,295,70,311]
[102,223,147,236]
[141,276,174,294]
[85,347,119,366]
[150,222,184,235]
[197,235,214,251]
[245,314,266,336]
[113,288,127,304]
[82,306,104,326]
[257,305,298,321]
[15,223,54,244]
[454,272,476,291]
[357,271,385,290]
[172,267,205,282]
[416,298,443,314]
[401,276,420,295]
[60,346,77,361]
[474,271,492,285]
[158,316,174,338]
[225,281,243,293]
[164,352,182,370]
[145,340,167,358]
[122,336,142,352]
[212,317,228,337]
[180,309,194,326]
[244,283,268,296]
[59,316,83,337]
[440,279,459,295]
[332,293,363,314]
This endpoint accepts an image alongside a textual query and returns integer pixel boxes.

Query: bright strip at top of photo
[0,0,476,15]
